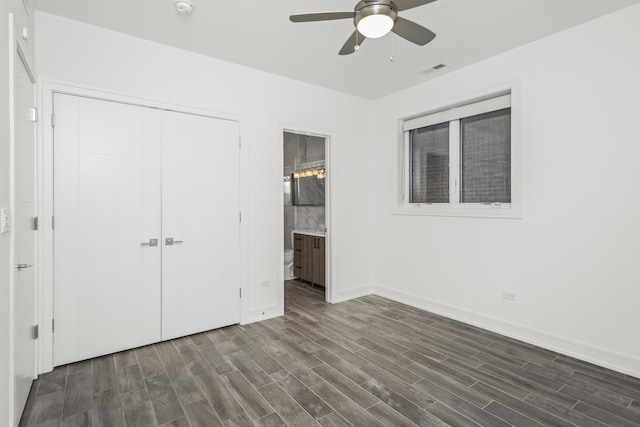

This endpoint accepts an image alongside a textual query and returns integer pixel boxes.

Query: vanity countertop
[293,230,326,237]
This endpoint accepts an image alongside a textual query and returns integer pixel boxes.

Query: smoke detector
[175,0,193,15]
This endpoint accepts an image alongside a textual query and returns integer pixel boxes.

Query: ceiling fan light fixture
[354,1,398,39]
[357,14,394,38]
[290,0,436,56]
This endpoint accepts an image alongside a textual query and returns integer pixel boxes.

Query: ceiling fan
[290,0,437,55]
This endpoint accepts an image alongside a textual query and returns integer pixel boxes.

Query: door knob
[140,238,158,247]
[165,237,183,246]
[15,263,33,271]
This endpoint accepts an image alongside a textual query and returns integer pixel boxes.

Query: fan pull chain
[390,34,395,62]
[354,31,360,51]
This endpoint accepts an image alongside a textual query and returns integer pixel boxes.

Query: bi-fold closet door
[53,94,240,366]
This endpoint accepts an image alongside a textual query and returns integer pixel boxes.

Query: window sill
[392,205,522,219]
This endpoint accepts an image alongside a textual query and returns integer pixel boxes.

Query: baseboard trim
[246,305,282,325]
[333,286,373,304]
[371,286,640,379]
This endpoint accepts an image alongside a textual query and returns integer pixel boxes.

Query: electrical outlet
[0,208,10,234]
[260,280,270,288]
[502,291,517,302]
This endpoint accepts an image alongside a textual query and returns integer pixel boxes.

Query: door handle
[15,264,33,271]
[140,238,158,247]
[165,237,183,246]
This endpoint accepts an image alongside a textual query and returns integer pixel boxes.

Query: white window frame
[394,84,522,219]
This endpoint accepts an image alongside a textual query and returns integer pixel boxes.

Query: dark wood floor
[20,281,640,427]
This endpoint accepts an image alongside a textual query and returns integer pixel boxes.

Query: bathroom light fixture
[175,0,193,15]
[293,168,326,180]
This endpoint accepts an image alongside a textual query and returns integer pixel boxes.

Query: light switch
[0,208,10,234]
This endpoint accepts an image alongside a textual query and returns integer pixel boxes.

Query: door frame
[38,81,250,373]
[9,12,38,427]
[276,124,335,306]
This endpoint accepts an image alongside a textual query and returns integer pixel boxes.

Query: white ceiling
[35,0,640,99]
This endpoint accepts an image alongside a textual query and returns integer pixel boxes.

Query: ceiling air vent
[422,63,446,74]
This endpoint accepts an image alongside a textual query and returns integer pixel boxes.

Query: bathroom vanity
[293,231,325,286]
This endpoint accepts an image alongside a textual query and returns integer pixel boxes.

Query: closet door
[53,94,162,365]
[161,111,241,340]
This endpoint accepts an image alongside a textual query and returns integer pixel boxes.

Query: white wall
[35,12,374,328]
[369,4,640,376]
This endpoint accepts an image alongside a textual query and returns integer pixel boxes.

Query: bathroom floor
[289,278,325,297]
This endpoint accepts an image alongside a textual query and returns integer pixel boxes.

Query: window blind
[403,94,511,132]
[410,122,449,203]
[460,108,511,203]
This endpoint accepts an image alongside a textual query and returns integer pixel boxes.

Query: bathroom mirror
[292,174,325,206]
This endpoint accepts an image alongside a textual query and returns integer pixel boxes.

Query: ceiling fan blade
[393,0,437,11]
[392,17,436,46]
[290,12,355,23]
[339,30,366,55]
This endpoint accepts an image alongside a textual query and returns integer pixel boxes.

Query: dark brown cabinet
[293,233,325,286]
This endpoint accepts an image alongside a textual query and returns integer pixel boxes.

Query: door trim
[9,13,38,427]
[275,124,335,311]
[38,81,249,373]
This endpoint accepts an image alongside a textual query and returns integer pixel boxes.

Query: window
[399,92,519,218]
[460,108,511,204]
[410,122,449,204]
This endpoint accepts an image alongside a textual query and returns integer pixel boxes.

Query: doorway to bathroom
[283,131,329,303]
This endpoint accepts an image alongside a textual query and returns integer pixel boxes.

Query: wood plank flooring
[20,280,640,426]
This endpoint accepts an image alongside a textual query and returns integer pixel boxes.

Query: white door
[161,111,241,340]
[13,45,37,423]
[53,94,162,365]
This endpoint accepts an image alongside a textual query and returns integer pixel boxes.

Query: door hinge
[239,137,241,149]
[52,319,55,333]
[239,288,242,298]
[28,108,38,122]
[32,325,39,339]
[52,216,55,230]
[32,216,38,231]
[51,113,55,127]
[239,212,242,223]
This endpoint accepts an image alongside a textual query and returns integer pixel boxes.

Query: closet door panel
[161,112,241,340]
[53,95,162,365]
